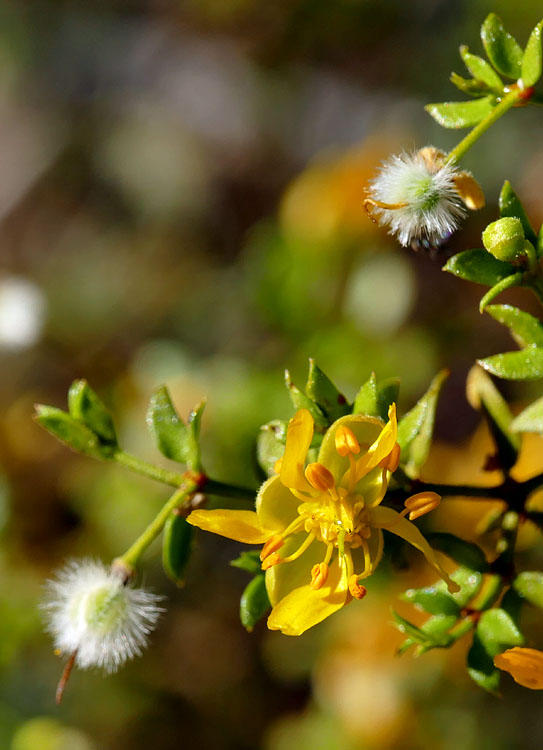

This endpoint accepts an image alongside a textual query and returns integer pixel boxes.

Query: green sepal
[443,249,515,287]
[397,369,448,477]
[513,571,543,608]
[353,373,400,422]
[460,45,503,90]
[426,532,489,573]
[257,420,287,476]
[305,359,350,422]
[510,395,543,433]
[521,20,543,87]
[162,512,194,586]
[481,13,523,79]
[285,370,327,429]
[147,387,205,470]
[449,72,494,97]
[425,97,495,129]
[499,181,537,246]
[240,574,270,632]
[468,608,524,694]
[485,304,543,348]
[230,550,263,575]
[402,586,461,617]
[478,348,543,380]
[34,405,107,459]
[466,365,520,470]
[68,380,117,446]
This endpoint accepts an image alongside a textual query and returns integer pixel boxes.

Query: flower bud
[482,217,525,262]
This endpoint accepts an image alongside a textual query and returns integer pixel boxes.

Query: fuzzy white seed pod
[365,148,470,247]
[41,559,164,673]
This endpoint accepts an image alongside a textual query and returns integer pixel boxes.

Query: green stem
[445,89,521,164]
[116,479,198,569]
[479,272,523,313]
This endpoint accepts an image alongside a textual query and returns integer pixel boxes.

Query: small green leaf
[392,611,428,643]
[481,13,523,79]
[162,512,194,586]
[185,400,206,472]
[257,420,287,476]
[240,575,270,632]
[450,72,494,97]
[418,615,458,651]
[68,380,117,446]
[510,395,543,433]
[353,372,378,417]
[460,45,503,90]
[499,181,537,245]
[425,97,495,128]
[485,305,543,348]
[513,571,543,607]
[285,370,327,428]
[34,405,105,458]
[443,249,515,287]
[230,550,263,575]
[468,607,524,693]
[399,369,449,477]
[521,20,543,87]
[478,349,543,380]
[402,586,461,617]
[305,359,350,422]
[466,365,520,469]
[427,533,489,573]
[147,386,187,463]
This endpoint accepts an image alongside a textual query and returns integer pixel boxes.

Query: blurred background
[1,0,543,748]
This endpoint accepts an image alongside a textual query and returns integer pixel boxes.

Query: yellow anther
[273,457,283,474]
[379,442,401,472]
[305,462,335,492]
[261,552,281,570]
[260,535,284,562]
[348,575,367,600]
[309,562,329,590]
[404,491,441,521]
[335,425,361,457]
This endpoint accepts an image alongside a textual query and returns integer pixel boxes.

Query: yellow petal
[355,403,398,480]
[256,475,300,533]
[453,171,485,211]
[186,509,273,544]
[265,531,320,606]
[267,557,349,636]
[280,409,315,492]
[369,505,460,593]
[494,648,543,690]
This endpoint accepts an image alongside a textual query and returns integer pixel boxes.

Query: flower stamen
[310,563,329,590]
[260,535,284,561]
[348,575,368,600]
[402,491,441,521]
[305,462,335,492]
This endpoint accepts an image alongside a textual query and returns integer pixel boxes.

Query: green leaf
[257,420,287,476]
[185,400,206,472]
[34,405,105,458]
[427,533,489,573]
[399,369,449,477]
[485,305,543,348]
[510,395,543,433]
[285,370,327,428]
[466,365,520,469]
[460,45,503,90]
[392,611,428,643]
[513,571,543,607]
[521,20,543,87]
[425,97,495,128]
[443,249,515,287]
[162,512,194,586]
[402,586,461,617]
[240,575,270,632]
[230,550,263,575]
[468,607,524,693]
[147,386,188,463]
[418,615,458,651]
[481,13,523,79]
[499,181,537,245]
[68,380,117,446]
[305,359,350,422]
[478,349,543,381]
[450,72,494,97]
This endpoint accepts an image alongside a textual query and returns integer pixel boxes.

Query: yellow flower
[494,647,543,689]
[187,406,458,636]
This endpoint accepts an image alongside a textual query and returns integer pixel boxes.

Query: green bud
[482,217,525,262]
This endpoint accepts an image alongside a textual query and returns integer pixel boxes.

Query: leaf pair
[147,386,205,472]
[426,15,543,129]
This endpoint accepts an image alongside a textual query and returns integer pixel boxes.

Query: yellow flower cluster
[188,406,458,635]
